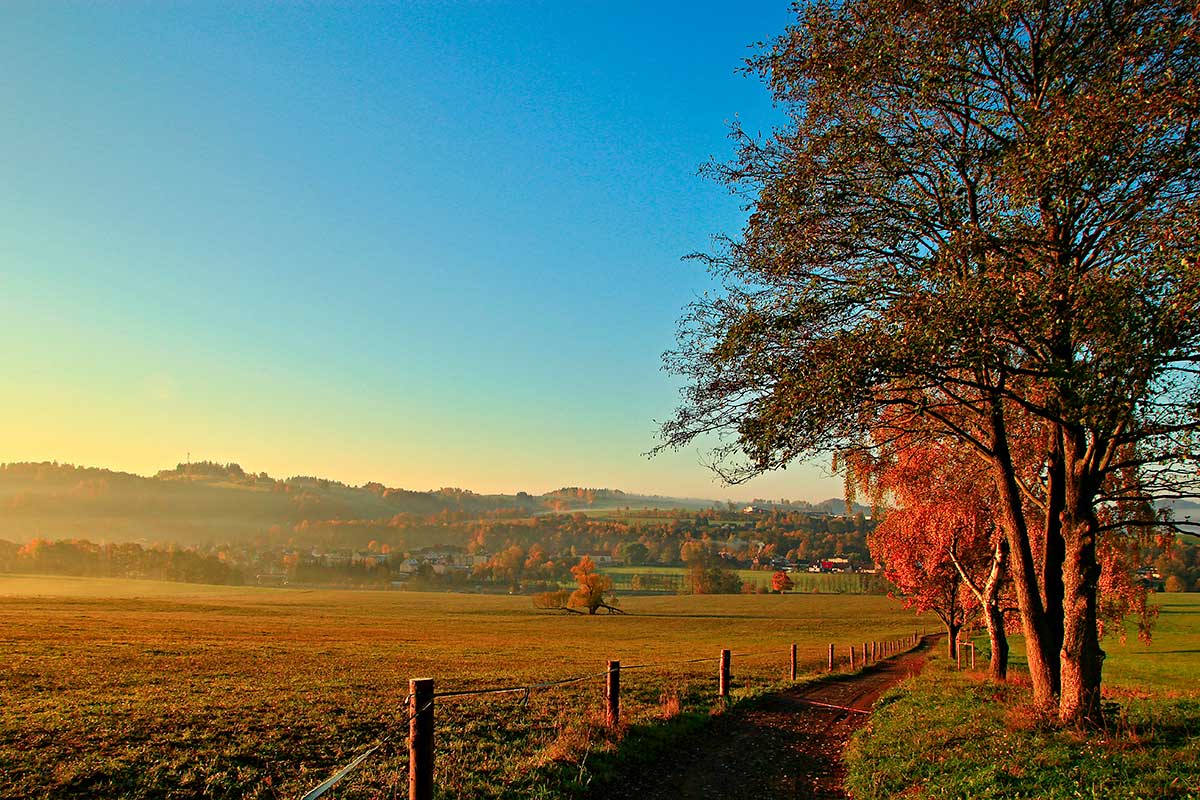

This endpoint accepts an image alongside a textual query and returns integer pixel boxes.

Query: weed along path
[589,635,939,800]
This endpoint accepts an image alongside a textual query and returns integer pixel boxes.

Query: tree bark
[983,538,1009,681]
[1058,434,1105,726]
[1042,425,1067,693]
[986,602,1009,681]
[946,621,961,660]
[989,407,1058,709]
[948,534,1009,681]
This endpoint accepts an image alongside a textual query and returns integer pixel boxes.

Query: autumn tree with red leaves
[771,570,794,594]
[857,441,1011,673]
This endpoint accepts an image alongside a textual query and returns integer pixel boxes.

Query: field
[846,594,1200,799]
[601,565,882,594]
[0,575,923,799]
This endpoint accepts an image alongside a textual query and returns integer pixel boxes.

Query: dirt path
[591,635,938,800]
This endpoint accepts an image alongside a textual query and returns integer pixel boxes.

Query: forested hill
[0,461,544,545]
[0,462,744,546]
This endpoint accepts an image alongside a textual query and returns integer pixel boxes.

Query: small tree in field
[568,556,622,614]
[532,589,574,612]
[771,570,794,594]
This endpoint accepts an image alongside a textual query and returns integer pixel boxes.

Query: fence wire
[299,693,426,800]
[297,635,926,799]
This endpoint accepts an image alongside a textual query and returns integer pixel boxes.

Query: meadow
[846,594,1200,799]
[0,575,922,799]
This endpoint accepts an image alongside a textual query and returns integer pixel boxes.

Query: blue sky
[1,1,844,502]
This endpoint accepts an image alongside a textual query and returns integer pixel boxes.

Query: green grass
[846,594,1200,799]
[1103,595,1200,689]
[601,565,881,594]
[0,575,919,799]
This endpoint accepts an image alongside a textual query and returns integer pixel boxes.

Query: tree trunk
[953,534,1010,681]
[985,600,1009,681]
[1059,436,1105,727]
[947,621,961,660]
[983,538,1009,681]
[1042,425,1066,694]
[989,411,1058,709]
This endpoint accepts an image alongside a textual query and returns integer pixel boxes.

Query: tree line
[0,538,243,585]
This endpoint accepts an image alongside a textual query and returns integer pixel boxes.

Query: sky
[1,0,844,502]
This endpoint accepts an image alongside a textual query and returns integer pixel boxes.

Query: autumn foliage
[857,442,1006,663]
[569,556,622,614]
[771,570,794,594]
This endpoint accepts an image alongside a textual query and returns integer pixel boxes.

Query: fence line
[297,632,927,800]
[299,693,425,800]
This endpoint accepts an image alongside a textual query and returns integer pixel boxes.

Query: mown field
[0,575,923,799]
[847,594,1200,799]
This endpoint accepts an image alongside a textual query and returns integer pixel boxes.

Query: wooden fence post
[872,641,878,661]
[828,643,835,671]
[606,660,620,727]
[849,645,856,670]
[969,643,976,669]
[956,643,963,670]
[790,643,797,681]
[409,678,434,800]
[864,641,870,664]
[719,649,731,697]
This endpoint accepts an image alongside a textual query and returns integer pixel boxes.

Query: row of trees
[660,0,1200,726]
[0,538,243,585]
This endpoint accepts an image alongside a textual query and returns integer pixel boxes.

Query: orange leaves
[568,556,615,614]
[865,436,999,624]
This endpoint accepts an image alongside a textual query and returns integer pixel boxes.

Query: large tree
[660,0,1200,726]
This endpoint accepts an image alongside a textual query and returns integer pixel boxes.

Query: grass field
[601,565,882,594]
[846,594,1200,799]
[0,575,923,799]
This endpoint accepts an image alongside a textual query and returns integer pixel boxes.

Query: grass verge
[845,656,1200,799]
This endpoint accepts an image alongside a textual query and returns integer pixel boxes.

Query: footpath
[588,635,938,800]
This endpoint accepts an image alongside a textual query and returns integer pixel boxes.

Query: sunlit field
[0,576,922,799]
[982,593,1200,693]
[846,595,1200,799]
[1102,594,1200,692]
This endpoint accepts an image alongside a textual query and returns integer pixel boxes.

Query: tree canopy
[660,0,1200,726]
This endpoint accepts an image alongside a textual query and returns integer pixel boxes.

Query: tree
[771,570,795,593]
[857,440,1011,673]
[568,556,622,614]
[621,541,650,566]
[659,0,1200,726]
[687,563,744,594]
[533,589,575,612]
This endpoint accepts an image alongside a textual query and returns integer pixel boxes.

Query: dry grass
[0,575,921,799]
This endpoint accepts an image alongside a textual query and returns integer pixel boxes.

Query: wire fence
[297,631,929,800]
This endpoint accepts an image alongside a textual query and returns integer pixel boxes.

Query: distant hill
[0,461,538,545]
[0,460,871,547]
[540,487,719,513]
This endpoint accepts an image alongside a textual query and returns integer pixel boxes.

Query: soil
[591,635,939,800]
